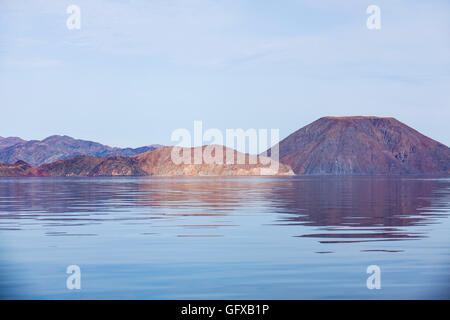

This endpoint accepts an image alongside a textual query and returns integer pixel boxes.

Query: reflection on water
[269,177,450,243]
[0,176,449,299]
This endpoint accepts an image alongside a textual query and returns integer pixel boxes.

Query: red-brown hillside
[267,116,450,175]
[28,146,293,176]
[0,160,33,176]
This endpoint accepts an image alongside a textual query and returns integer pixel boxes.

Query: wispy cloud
[1,0,449,74]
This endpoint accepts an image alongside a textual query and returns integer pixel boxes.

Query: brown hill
[267,116,450,175]
[32,156,105,176]
[0,160,33,176]
[29,146,293,177]
[132,145,293,176]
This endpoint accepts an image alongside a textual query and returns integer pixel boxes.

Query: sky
[0,0,449,148]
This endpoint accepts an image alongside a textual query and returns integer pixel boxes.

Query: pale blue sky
[0,0,449,148]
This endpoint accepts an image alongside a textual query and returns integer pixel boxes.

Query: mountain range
[0,136,26,149]
[0,135,162,166]
[0,117,449,176]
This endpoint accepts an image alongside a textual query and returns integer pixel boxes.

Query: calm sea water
[0,176,449,299]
